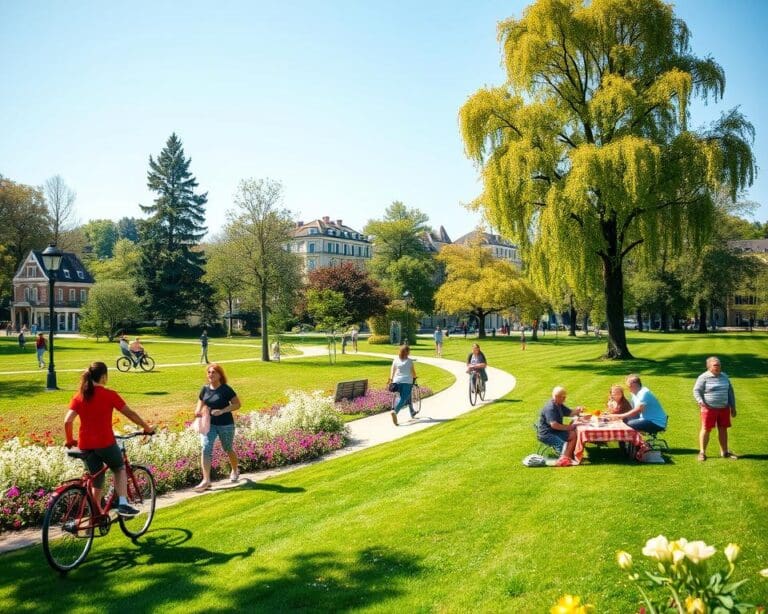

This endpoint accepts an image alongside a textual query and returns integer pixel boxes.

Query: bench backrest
[334,379,368,402]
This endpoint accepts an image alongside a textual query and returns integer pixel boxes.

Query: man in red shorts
[693,356,737,461]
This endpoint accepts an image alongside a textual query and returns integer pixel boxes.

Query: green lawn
[1,331,766,611]
[0,334,454,439]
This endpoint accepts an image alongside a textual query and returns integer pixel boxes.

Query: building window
[81,289,87,302]
[62,269,71,279]
[308,243,315,253]
[76,270,84,279]
[26,266,36,277]
[309,228,318,235]
[57,288,63,302]
[69,289,76,301]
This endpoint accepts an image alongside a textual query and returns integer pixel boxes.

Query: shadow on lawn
[0,379,45,400]
[558,352,768,380]
[1,528,423,612]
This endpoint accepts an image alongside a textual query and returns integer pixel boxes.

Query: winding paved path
[0,347,516,553]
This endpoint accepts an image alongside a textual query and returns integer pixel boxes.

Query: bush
[367,334,391,345]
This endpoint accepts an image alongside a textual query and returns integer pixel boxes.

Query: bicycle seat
[66,448,88,460]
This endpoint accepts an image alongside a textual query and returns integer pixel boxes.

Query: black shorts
[82,444,124,488]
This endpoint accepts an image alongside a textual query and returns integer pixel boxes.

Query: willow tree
[459,0,755,358]
[435,240,539,339]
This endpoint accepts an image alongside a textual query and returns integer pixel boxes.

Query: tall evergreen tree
[137,133,211,327]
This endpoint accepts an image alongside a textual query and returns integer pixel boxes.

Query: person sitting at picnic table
[129,337,145,365]
[608,374,667,434]
[537,386,584,467]
[606,384,632,416]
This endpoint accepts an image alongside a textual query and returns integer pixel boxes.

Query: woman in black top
[194,363,242,492]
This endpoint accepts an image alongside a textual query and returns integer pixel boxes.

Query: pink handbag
[191,407,210,435]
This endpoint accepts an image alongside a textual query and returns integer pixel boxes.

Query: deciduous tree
[43,175,78,248]
[307,262,389,326]
[79,280,142,341]
[226,178,301,361]
[435,241,539,339]
[460,0,755,358]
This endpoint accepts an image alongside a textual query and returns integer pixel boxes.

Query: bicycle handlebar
[115,431,155,440]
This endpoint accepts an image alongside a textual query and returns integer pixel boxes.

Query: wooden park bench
[334,379,368,402]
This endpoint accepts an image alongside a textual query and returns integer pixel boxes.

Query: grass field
[1,331,766,611]
[0,334,454,439]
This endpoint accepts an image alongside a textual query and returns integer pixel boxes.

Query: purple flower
[5,486,20,498]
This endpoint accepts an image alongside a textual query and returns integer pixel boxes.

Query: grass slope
[0,331,766,611]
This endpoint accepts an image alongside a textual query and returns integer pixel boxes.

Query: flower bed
[335,385,433,416]
[0,390,348,533]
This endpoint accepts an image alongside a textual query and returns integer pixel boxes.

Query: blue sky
[1,0,766,241]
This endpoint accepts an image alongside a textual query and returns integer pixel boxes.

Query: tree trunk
[260,285,270,361]
[474,311,487,339]
[227,294,233,337]
[602,256,632,359]
[660,308,669,333]
[698,300,708,333]
[569,301,577,336]
[636,309,643,332]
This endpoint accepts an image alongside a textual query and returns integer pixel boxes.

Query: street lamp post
[402,290,411,345]
[41,244,63,391]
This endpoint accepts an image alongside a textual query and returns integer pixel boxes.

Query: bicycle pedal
[63,520,78,534]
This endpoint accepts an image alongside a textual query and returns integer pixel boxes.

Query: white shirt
[391,357,415,384]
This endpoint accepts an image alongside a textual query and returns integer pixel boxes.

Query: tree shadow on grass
[0,528,423,613]
[557,352,768,380]
[141,391,169,396]
[0,380,45,400]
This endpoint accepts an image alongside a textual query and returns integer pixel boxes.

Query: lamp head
[41,244,63,273]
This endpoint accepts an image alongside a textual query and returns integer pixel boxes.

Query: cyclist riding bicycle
[466,342,488,383]
[129,337,145,366]
[64,361,154,517]
[118,335,132,361]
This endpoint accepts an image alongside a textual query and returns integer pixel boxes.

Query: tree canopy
[459,0,755,358]
[306,262,389,326]
[435,241,539,339]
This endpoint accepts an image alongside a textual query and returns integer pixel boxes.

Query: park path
[0,346,516,553]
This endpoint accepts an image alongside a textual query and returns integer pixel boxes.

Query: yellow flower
[670,538,688,565]
[724,543,740,564]
[642,535,672,562]
[683,540,716,564]
[617,551,633,570]
[685,596,707,613]
[551,594,594,614]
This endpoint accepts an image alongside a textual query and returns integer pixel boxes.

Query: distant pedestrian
[341,333,348,354]
[18,329,26,351]
[462,322,467,339]
[31,323,38,336]
[520,326,526,351]
[350,328,359,352]
[434,326,444,357]
[271,340,281,361]
[35,333,47,368]
[200,330,209,364]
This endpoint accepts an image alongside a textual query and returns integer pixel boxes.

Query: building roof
[728,239,768,253]
[23,250,95,284]
[292,216,370,242]
[453,230,517,248]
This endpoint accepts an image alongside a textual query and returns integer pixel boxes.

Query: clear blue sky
[1,0,766,241]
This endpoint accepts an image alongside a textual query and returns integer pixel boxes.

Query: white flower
[759,568,768,578]
[642,535,672,562]
[724,543,741,564]
[670,538,688,565]
[683,540,716,564]
[617,551,633,570]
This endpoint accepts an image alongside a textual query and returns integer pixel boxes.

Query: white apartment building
[288,217,372,274]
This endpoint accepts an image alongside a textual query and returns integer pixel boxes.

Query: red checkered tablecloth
[573,422,647,464]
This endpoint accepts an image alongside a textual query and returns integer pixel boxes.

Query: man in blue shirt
[611,374,667,434]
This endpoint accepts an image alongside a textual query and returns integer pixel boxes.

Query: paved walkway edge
[0,347,516,554]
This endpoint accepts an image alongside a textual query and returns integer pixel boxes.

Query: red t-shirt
[69,386,126,449]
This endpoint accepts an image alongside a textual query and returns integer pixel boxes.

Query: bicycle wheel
[468,375,478,406]
[119,465,156,538]
[478,377,486,401]
[411,385,421,415]
[139,355,155,372]
[42,485,94,573]
[116,356,132,372]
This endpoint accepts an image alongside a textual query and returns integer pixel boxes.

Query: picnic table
[573,420,648,465]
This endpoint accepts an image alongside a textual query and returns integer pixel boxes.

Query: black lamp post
[402,290,411,345]
[42,244,63,391]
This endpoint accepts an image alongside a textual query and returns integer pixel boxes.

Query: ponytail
[79,362,108,400]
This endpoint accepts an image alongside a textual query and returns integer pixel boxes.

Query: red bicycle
[41,432,156,573]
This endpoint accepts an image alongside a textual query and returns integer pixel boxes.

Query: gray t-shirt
[693,371,735,410]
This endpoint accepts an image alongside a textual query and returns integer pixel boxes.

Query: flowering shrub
[0,390,348,533]
[616,535,765,613]
[550,594,594,613]
[335,385,433,416]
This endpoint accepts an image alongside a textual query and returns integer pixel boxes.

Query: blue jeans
[627,418,664,434]
[393,383,414,415]
[200,424,236,460]
[538,431,568,454]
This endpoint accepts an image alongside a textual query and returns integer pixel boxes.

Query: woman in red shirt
[64,362,154,517]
